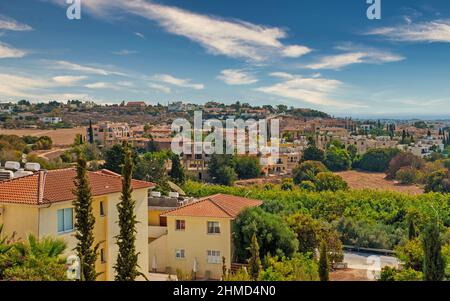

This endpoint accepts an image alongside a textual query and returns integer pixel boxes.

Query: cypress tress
[114,145,140,281]
[169,154,186,185]
[248,233,261,281]
[422,221,445,281]
[319,241,329,281]
[73,154,98,281]
[88,120,94,144]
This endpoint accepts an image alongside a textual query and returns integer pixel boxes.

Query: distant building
[168,101,185,112]
[126,101,147,108]
[39,116,63,124]
[89,121,132,146]
[0,103,14,114]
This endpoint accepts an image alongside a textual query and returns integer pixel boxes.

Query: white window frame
[57,208,74,234]
[207,250,221,264]
[207,221,221,234]
[175,249,185,260]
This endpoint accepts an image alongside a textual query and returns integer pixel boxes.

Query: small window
[100,201,105,217]
[175,249,185,259]
[176,220,185,231]
[207,250,221,264]
[207,221,221,234]
[100,248,106,263]
[57,208,74,234]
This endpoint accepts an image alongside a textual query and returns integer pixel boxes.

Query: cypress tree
[88,120,94,144]
[73,154,98,281]
[319,240,329,281]
[247,233,261,281]
[422,221,445,281]
[408,218,417,240]
[169,154,186,185]
[114,145,140,281]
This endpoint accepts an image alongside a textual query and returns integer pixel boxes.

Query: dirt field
[0,128,85,146]
[336,170,424,195]
[330,269,369,281]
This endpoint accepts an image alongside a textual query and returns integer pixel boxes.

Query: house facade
[0,168,154,281]
[148,194,262,280]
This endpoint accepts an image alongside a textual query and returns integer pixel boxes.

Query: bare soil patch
[0,128,85,146]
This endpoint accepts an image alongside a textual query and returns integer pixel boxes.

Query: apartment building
[148,194,262,280]
[89,122,132,146]
[0,168,154,281]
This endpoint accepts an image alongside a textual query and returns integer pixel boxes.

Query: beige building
[89,122,132,146]
[0,168,154,281]
[148,194,262,280]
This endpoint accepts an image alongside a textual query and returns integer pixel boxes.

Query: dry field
[336,170,424,195]
[0,128,85,146]
[330,269,369,281]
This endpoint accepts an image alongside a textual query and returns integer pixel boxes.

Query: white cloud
[85,82,119,89]
[256,72,361,108]
[48,0,311,62]
[367,19,450,43]
[304,47,404,70]
[53,60,128,76]
[0,42,26,58]
[0,15,32,31]
[149,83,171,94]
[152,74,204,90]
[135,32,146,39]
[217,69,258,85]
[52,75,87,85]
[113,49,138,55]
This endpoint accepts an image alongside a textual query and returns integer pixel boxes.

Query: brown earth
[330,269,370,281]
[0,128,85,146]
[336,170,424,195]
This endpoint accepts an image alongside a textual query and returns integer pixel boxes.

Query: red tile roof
[0,168,155,205]
[161,194,262,219]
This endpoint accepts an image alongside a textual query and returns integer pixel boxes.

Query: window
[100,248,106,263]
[176,220,185,231]
[207,250,221,264]
[175,249,185,259]
[207,221,221,234]
[57,208,74,233]
[100,201,105,217]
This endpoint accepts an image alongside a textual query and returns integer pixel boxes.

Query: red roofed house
[148,194,262,280]
[0,168,155,281]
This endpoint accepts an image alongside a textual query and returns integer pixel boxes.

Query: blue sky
[0,0,450,118]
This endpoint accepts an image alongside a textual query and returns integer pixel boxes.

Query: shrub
[299,181,316,192]
[387,152,425,180]
[425,169,450,193]
[314,172,348,192]
[234,156,262,179]
[359,148,400,172]
[259,255,319,281]
[324,147,351,172]
[293,161,328,184]
[395,167,418,185]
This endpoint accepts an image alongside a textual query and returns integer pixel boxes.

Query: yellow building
[0,168,154,281]
[148,194,262,280]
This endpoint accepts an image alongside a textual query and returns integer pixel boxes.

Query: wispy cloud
[0,42,27,58]
[52,75,87,85]
[85,82,118,89]
[52,60,128,76]
[149,83,171,94]
[152,74,204,90]
[0,15,32,31]
[304,45,404,70]
[256,72,362,108]
[134,32,146,39]
[367,19,450,43]
[48,0,311,62]
[113,49,139,55]
[217,69,258,85]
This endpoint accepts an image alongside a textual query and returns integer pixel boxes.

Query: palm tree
[13,235,66,259]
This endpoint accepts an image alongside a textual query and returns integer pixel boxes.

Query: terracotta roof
[161,194,262,219]
[0,168,155,205]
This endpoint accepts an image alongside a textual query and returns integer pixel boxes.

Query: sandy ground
[336,170,424,195]
[0,128,85,146]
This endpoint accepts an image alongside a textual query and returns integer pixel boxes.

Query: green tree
[301,145,324,162]
[73,155,98,281]
[114,146,140,281]
[88,120,94,144]
[208,154,236,185]
[259,255,319,281]
[318,241,329,281]
[292,161,328,184]
[103,144,126,174]
[134,151,170,193]
[359,148,400,172]
[324,147,351,171]
[247,233,261,281]
[169,154,186,185]
[234,156,261,179]
[315,172,349,192]
[425,169,450,193]
[422,221,445,281]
